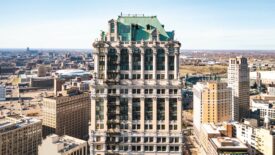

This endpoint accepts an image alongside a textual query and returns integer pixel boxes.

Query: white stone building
[89,14,183,155]
[251,99,275,121]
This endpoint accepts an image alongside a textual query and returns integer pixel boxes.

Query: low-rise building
[251,99,275,121]
[233,119,275,155]
[0,116,42,155]
[208,137,248,155]
[30,77,54,88]
[250,71,275,85]
[55,69,91,80]
[38,134,88,155]
[199,123,235,154]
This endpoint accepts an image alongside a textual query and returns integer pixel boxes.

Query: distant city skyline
[1,0,275,49]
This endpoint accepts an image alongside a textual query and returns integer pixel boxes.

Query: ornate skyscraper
[89,14,183,155]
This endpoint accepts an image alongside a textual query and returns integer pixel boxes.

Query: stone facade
[89,15,183,155]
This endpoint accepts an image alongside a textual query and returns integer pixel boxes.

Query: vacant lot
[179,65,227,76]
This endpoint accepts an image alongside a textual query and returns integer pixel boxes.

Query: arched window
[157,48,165,70]
[120,49,129,70]
[145,48,153,70]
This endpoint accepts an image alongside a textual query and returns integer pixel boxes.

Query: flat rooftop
[56,69,90,77]
[252,99,270,104]
[0,116,41,133]
[48,134,86,152]
[202,123,225,135]
[210,137,248,151]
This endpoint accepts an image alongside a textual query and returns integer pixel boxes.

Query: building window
[145,145,154,151]
[110,22,115,33]
[120,89,128,94]
[96,145,102,150]
[108,48,117,71]
[120,98,128,121]
[145,124,153,130]
[110,37,115,41]
[146,24,151,30]
[132,98,140,120]
[132,145,141,152]
[133,74,141,79]
[132,124,140,130]
[121,74,129,79]
[96,98,104,120]
[169,56,174,70]
[132,48,141,70]
[145,98,153,120]
[157,146,166,152]
[157,48,165,70]
[120,74,125,79]
[145,49,153,70]
[120,49,129,70]
[169,74,174,79]
[157,98,165,120]
[132,89,140,94]
[169,98,177,121]
[145,74,153,79]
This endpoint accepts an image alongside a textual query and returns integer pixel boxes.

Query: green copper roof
[117,15,173,41]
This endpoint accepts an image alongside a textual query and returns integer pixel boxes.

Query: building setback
[42,93,90,140]
[89,14,183,155]
[0,116,42,155]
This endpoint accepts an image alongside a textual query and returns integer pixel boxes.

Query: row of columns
[93,47,179,80]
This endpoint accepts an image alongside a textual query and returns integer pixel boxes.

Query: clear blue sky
[1,0,275,49]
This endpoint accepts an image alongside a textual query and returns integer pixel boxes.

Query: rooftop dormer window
[147,24,151,30]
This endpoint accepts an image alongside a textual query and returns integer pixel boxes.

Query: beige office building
[89,15,183,155]
[39,134,88,155]
[42,92,90,140]
[0,116,42,155]
[228,56,250,121]
[193,81,232,139]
